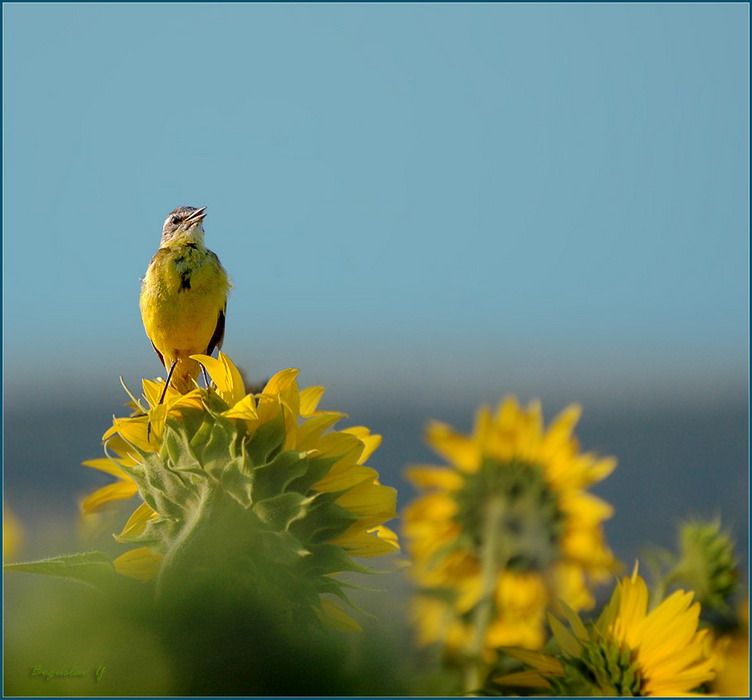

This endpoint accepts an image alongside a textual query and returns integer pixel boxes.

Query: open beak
[185,206,207,224]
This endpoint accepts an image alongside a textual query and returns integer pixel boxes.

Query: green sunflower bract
[84,352,399,631]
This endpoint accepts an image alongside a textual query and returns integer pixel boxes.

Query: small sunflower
[403,397,617,666]
[83,352,399,629]
[499,565,716,696]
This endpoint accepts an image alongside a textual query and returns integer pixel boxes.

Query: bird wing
[150,340,166,367]
[205,306,226,356]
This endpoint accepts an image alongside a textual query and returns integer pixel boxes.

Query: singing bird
[140,206,231,400]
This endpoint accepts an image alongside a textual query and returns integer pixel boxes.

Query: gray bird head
[161,205,207,245]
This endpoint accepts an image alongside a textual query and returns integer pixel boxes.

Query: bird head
[161,206,208,246]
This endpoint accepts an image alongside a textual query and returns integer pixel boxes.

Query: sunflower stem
[155,483,220,599]
[464,496,507,694]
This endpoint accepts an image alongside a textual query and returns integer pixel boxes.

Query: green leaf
[139,452,197,517]
[548,613,583,658]
[315,578,376,622]
[114,515,173,547]
[253,492,309,530]
[220,456,255,508]
[500,647,564,675]
[305,543,373,576]
[252,451,310,501]
[198,416,239,478]
[168,404,206,438]
[5,552,116,588]
[188,414,214,453]
[286,455,339,495]
[556,599,589,641]
[203,391,230,413]
[289,492,358,544]
[247,527,310,569]
[246,412,285,465]
[163,424,204,475]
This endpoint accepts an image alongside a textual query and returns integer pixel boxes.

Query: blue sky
[4,2,748,407]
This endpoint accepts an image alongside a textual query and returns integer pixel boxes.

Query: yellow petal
[254,393,282,424]
[336,480,397,526]
[297,413,345,450]
[106,414,159,452]
[115,502,158,540]
[559,491,614,523]
[542,404,582,452]
[585,456,618,484]
[113,547,163,581]
[262,367,300,401]
[165,388,204,412]
[299,386,326,416]
[282,405,297,451]
[341,426,382,464]
[611,573,649,648]
[403,492,458,524]
[262,367,299,392]
[262,368,301,420]
[191,352,245,407]
[371,524,399,548]
[426,420,478,472]
[637,591,700,664]
[405,466,464,491]
[314,464,378,493]
[222,393,258,420]
[313,431,364,463]
[81,458,129,480]
[330,524,400,557]
[102,435,140,466]
[80,481,138,515]
[494,396,521,430]
[141,378,164,408]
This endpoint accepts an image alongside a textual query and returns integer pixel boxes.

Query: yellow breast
[139,244,231,368]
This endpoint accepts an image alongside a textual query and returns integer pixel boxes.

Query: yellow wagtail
[140,206,231,402]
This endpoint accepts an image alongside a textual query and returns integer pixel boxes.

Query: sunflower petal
[113,547,163,581]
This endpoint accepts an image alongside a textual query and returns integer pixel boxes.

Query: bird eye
[170,215,180,225]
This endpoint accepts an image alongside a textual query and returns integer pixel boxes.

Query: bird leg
[200,363,212,393]
[158,360,178,405]
[148,360,178,441]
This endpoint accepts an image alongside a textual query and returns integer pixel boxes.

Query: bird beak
[185,206,207,224]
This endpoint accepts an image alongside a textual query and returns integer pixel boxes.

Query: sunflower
[403,397,617,666]
[83,352,399,629]
[499,565,716,696]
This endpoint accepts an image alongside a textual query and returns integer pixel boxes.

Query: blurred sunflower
[649,519,739,616]
[709,599,749,697]
[3,506,23,562]
[403,397,617,666]
[83,352,399,629]
[499,565,716,696]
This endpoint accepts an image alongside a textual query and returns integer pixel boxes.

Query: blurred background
[4,2,748,580]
